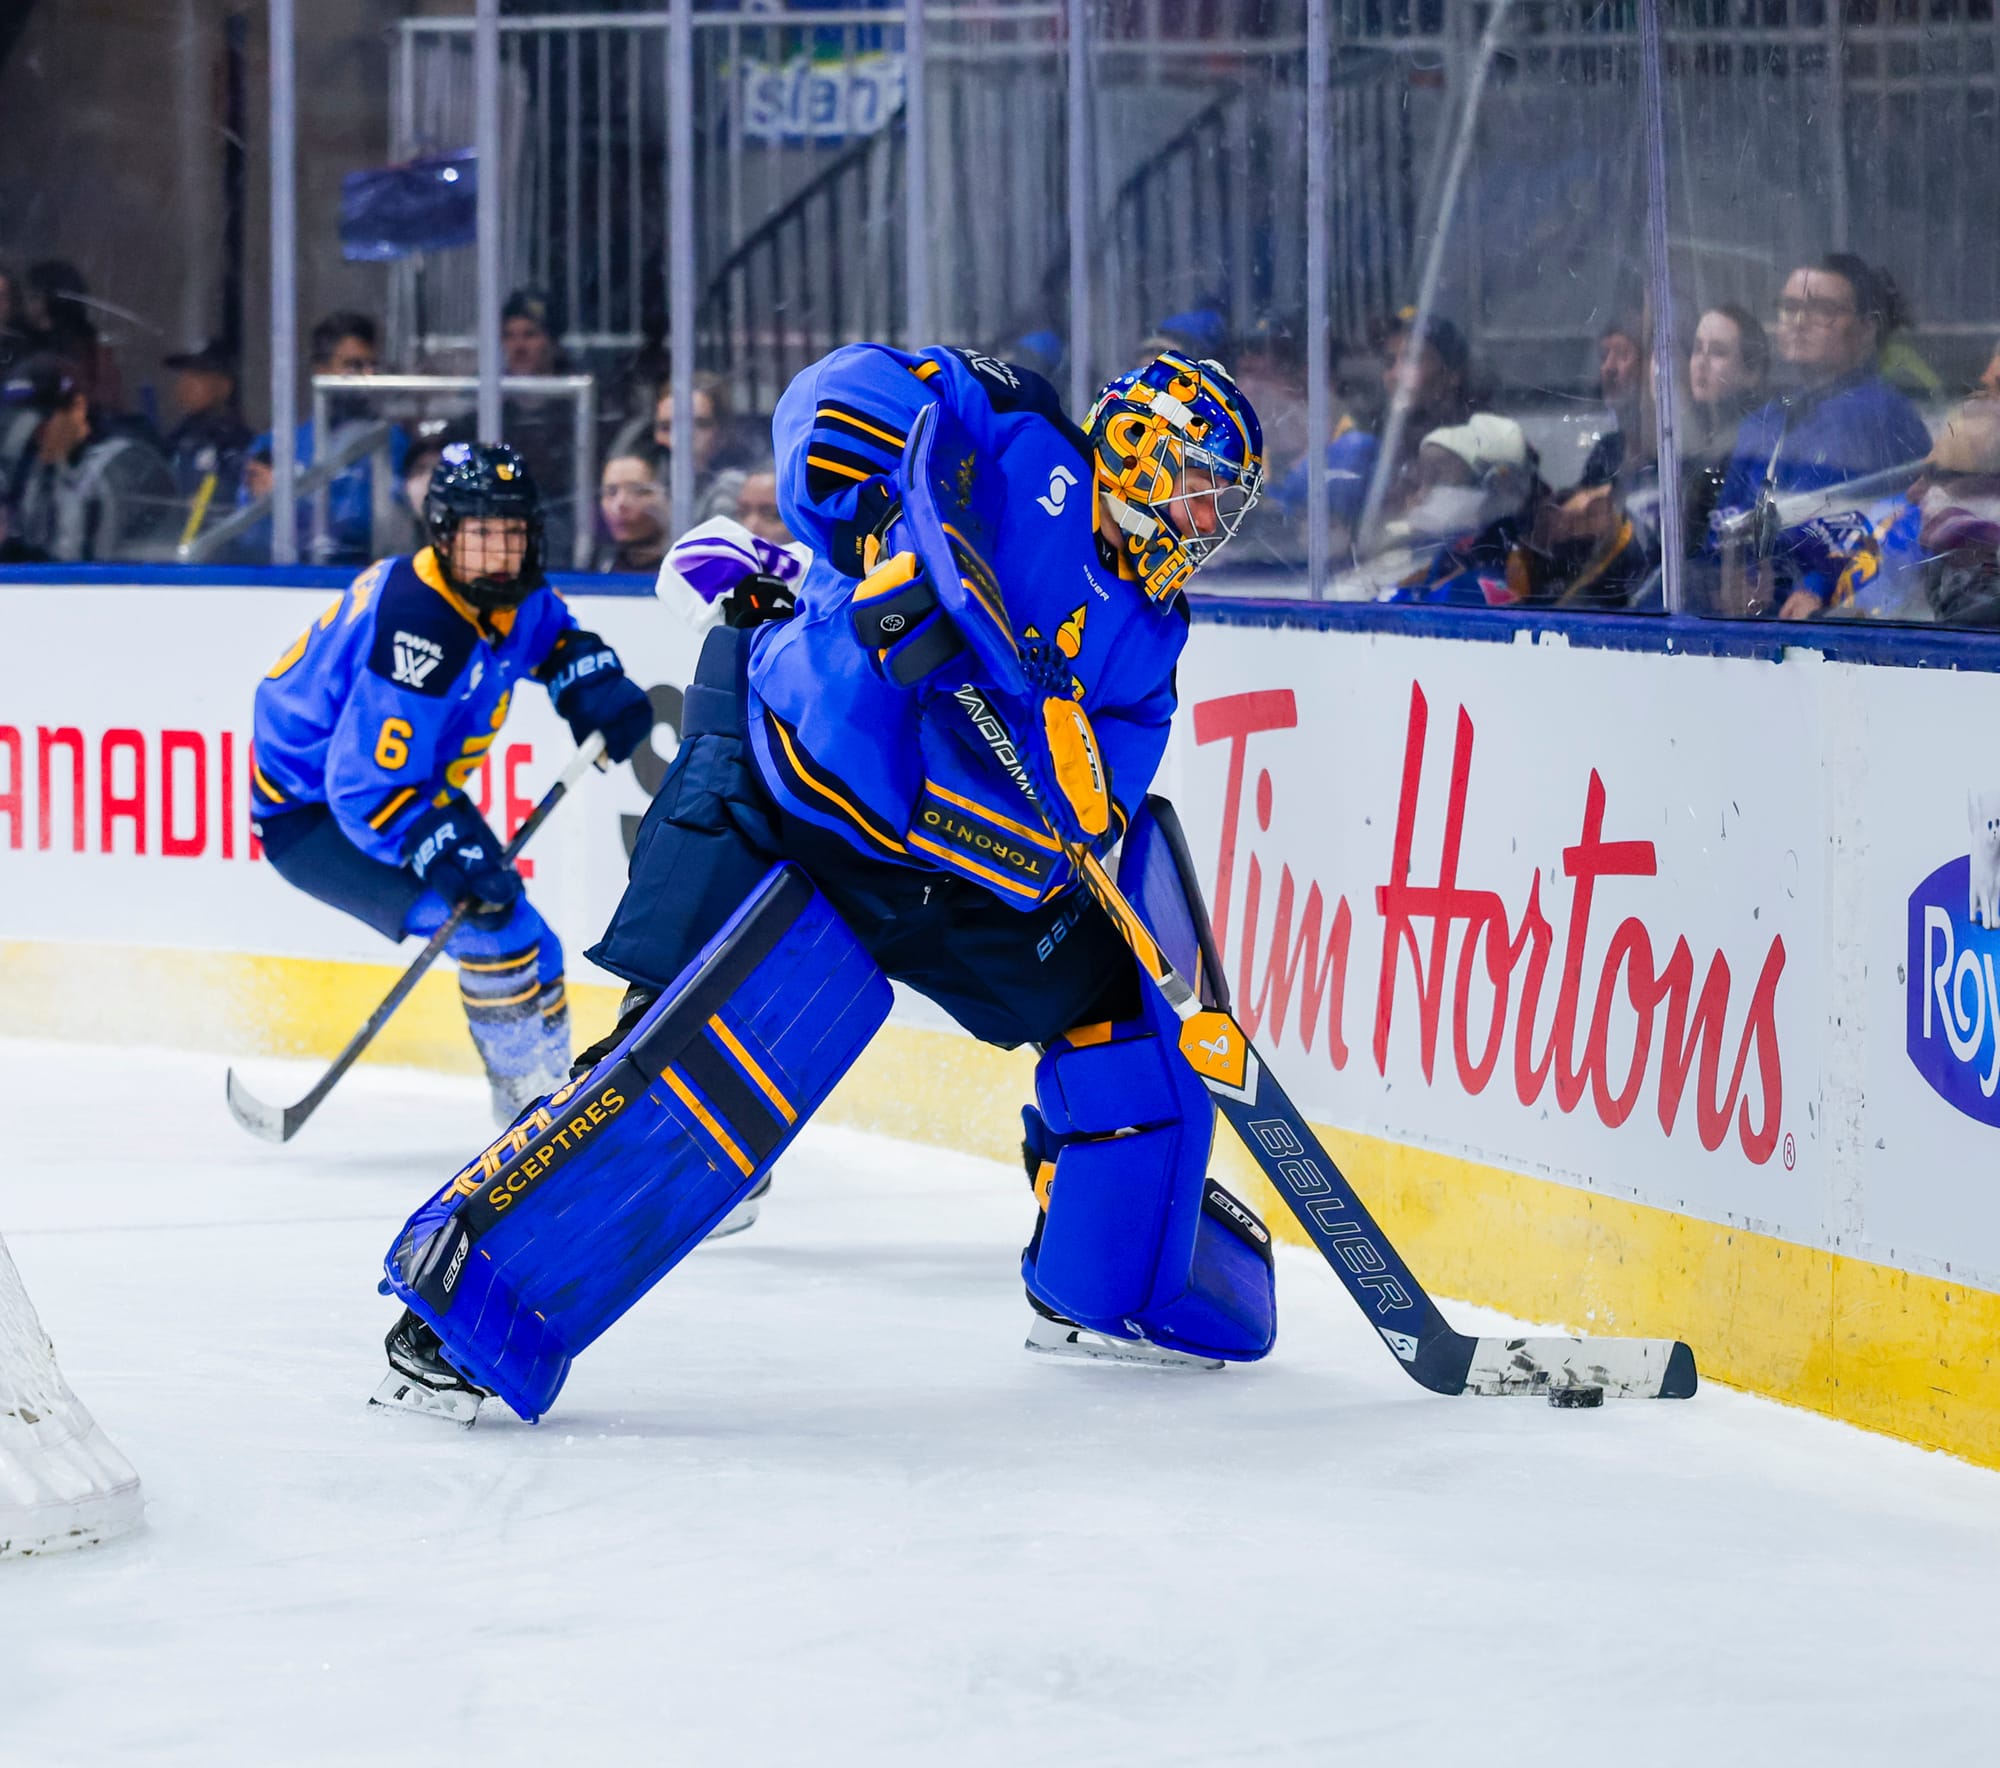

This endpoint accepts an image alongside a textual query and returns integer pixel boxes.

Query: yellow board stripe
[708,1015,797,1125]
[806,452,871,484]
[924,778,1061,852]
[908,831,1044,899]
[367,787,418,831]
[662,1065,755,1176]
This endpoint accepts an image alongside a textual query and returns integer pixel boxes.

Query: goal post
[0,1234,143,1558]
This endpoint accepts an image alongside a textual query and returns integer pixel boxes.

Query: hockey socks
[380,865,892,1422]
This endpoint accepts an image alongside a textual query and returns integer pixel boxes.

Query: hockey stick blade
[224,733,608,1145]
[1183,997,1697,1399]
[225,1065,309,1145]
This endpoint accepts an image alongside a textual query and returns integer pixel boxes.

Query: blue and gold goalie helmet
[1085,350,1264,606]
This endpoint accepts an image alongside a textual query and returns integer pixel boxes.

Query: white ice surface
[2,1039,1998,1767]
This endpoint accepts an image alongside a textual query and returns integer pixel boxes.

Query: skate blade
[368,1369,485,1427]
[1024,1315,1224,1372]
[703,1173,773,1242]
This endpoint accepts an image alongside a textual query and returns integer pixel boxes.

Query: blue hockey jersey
[251,547,576,863]
[746,343,1185,910]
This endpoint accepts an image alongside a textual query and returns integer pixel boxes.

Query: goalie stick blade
[224,1068,301,1144]
[1461,1335,1699,1400]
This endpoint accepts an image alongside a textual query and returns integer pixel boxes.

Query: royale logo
[1907,853,2000,1124]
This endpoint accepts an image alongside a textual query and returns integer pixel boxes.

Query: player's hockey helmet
[1085,350,1263,606]
[424,440,547,609]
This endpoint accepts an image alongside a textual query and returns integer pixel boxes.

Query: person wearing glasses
[1709,255,1932,558]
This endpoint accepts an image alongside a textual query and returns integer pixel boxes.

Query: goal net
[0,1234,143,1557]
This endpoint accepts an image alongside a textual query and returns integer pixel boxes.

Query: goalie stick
[225,732,608,1145]
[897,406,1695,1399]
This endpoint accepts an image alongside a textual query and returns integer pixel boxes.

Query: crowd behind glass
[3,239,1996,628]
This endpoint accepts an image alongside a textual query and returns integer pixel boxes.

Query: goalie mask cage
[0,1234,143,1557]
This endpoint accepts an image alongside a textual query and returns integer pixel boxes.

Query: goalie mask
[1085,350,1264,606]
[424,441,548,611]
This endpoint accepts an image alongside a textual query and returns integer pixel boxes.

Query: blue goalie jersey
[251,547,576,862]
[746,343,1187,909]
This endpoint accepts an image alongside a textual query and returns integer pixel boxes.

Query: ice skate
[705,1172,773,1241]
[1024,1301,1225,1371]
[369,1308,493,1426]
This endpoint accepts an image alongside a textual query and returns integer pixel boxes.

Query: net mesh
[0,1233,142,1556]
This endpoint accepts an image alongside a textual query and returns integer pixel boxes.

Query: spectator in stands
[1760,400,2000,625]
[594,449,671,575]
[734,465,792,546]
[1138,305,1229,364]
[19,261,121,409]
[1578,313,1647,488]
[649,369,751,508]
[2,354,176,561]
[1711,256,1933,535]
[161,338,251,514]
[502,287,563,377]
[498,287,580,563]
[1233,312,1308,487]
[1367,312,1474,533]
[242,311,406,564]
[1683,304,1770,549]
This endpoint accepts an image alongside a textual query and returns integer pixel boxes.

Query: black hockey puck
[1548,1382,1605,1409]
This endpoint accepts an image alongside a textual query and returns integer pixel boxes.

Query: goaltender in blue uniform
[251,443,653,1125]
[374,347,1276,1425]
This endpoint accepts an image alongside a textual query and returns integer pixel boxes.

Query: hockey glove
[721,571,797,629]
[539,628,654,763]
[403,794,522,918]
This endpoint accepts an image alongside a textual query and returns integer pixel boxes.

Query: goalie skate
[1024,1310,1224,1372]
[368,1309,492,1427]
[705,1172,772,1242]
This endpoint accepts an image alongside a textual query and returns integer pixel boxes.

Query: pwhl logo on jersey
[1195,681,1788,1163]
[392,630,445,689]
[1906,797,2000,1125]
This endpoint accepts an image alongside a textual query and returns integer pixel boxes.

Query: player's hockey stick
[893,406,1693,1398]
[225,732,609,1145]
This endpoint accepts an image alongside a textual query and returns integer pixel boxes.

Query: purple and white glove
[657,517,806,629]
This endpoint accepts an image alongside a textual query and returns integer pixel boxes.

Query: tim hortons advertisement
[0,584,702,987]
[1164,623,1826,1247]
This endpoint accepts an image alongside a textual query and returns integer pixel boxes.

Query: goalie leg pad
[381,864,892,1421]
[1023,980,1276,1363]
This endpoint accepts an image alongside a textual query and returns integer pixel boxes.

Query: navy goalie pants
[587,626,1139,1050]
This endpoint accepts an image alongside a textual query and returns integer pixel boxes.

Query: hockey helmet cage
[1085,350,1264,606]
[424,440,548,610]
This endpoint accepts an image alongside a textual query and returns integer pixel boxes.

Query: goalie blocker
[380,864,892,1422]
